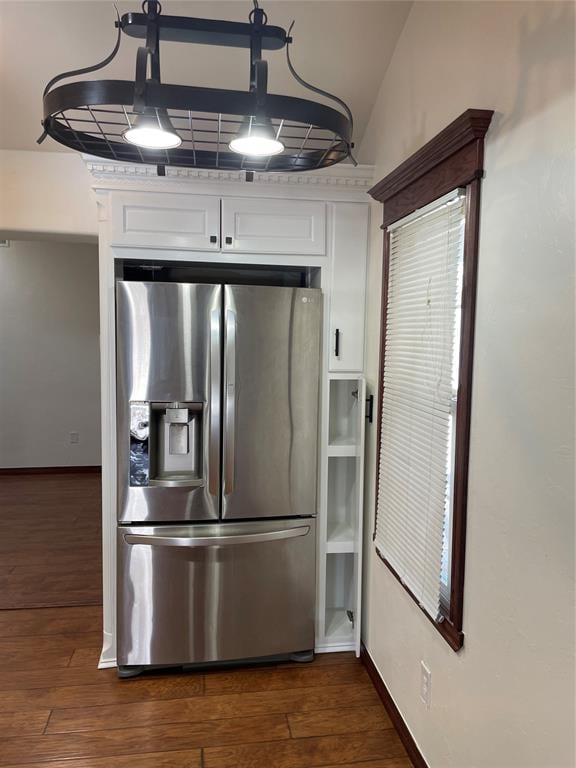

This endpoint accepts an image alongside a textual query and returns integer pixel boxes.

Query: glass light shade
[229,117,284,157]
[123,109,181,150]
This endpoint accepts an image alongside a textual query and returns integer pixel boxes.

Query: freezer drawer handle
[124,526,310,548]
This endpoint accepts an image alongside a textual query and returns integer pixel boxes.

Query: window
[374,190,465,623]
[369,109,493,650]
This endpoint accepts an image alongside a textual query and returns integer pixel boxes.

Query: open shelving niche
[317,374,366,655]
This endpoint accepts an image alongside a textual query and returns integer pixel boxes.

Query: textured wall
[0,150,97,240]
[360,3,575,767]
[0,239,100,467]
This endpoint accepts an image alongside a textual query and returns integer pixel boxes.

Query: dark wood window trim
[369,108,494,652]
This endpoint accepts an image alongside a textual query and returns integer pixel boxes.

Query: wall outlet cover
[420,661,431,708]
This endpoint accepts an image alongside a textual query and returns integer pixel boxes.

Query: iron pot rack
[39,1,355,175]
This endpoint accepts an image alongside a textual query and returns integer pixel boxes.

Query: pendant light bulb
[123,107,182,150]
[229,116,284,157]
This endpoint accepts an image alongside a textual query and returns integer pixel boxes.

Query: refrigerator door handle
[124,525,310,548]
[224,308,236,496]
[208,308,221,496]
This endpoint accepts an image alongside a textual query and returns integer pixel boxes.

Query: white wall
[0,150,97,240]
[360,3,575,768]
[0,239,101,467]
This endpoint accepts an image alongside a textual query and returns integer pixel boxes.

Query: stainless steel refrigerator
[115,281,321,676]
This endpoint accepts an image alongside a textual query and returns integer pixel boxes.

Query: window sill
[375,545,464,652]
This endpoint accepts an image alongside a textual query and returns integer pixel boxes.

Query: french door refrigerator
[116,281,321,675]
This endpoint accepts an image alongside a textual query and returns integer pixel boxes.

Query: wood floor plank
[203,731,407,768]
[0,663,117,692]
[318,761,413,768]
[0,710,51,738]
[0,572,100,595]
[0,751,202,768]
[0,714,289,765]
[67,647,101,668]
[0,632,102,670]
[0,606,101,638]
[0,473,101,608]
[288,704,393,738]
[46,682,379,733]
[286,652,357,667]
[204,660,369,695]
[0,675,205,713]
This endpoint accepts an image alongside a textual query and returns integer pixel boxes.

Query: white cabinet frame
[88,161,373,667]
[221,197,326,255]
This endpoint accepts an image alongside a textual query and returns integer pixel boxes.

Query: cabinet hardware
[365,394,374,424]
[225,236,233,245]
[334,328,340,357]
[210,235,218,244]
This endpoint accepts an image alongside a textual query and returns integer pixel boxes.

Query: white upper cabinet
[221,197,326,255]
[329,204,369,372]
[110,192,220,250]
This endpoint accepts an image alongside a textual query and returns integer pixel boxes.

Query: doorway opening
[0,236,102,610]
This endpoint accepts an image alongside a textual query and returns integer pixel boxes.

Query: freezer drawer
[117,519,316,667]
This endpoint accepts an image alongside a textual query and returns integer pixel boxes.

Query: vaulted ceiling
[0,1,411,161]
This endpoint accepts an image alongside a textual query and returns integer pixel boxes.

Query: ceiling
[0,1,411,162]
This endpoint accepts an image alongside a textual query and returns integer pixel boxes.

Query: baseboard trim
[360,644,429,768]
[0,466,102,475]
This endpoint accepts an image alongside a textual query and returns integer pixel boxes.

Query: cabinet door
[329,204,369,372]
[110,192,220,251]
[221,197,326,255]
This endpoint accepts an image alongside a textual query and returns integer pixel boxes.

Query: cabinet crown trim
[82,156,374,193]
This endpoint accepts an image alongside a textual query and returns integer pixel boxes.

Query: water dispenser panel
[129,402,204,488]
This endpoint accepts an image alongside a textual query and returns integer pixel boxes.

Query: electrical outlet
[69,431,80,444]
[420,661,431,708]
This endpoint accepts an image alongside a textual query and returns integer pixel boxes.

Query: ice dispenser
[129,402,203,488]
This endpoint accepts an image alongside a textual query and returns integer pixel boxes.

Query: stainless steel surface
[223,308,236,496]
[117,518,316,666]
[208,308,221,496]
[116,282,221,522]
[222,285,322,520]
[123,525,310,547]
[148,477,204,488]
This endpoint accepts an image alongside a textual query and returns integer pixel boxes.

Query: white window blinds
[375,189,466,622]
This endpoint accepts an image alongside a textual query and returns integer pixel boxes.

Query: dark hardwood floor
[0,472,413,767]
[0,473,102,609]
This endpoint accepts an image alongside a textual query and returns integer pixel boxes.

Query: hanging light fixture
[229,116,284,157]
[123,107,182,149]
[38,1,355,174]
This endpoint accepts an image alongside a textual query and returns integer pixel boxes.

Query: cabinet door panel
[221,197,326,255]
[329,204,369,372]
[111,192,220,250]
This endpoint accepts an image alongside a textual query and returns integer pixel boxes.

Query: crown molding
[82,155,374,198]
